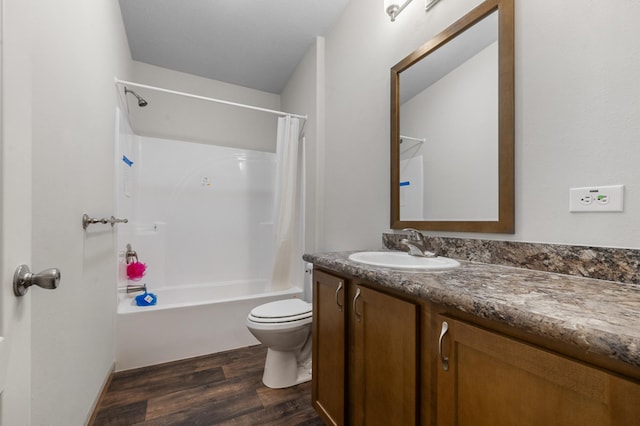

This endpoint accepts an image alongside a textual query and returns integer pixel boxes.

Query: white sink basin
[348,251,460,270]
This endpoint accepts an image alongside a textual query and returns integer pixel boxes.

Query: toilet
[246,298,313,389]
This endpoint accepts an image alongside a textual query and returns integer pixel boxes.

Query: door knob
[13,265,61,297]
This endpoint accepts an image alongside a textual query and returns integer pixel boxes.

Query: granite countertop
[303,250,640,370]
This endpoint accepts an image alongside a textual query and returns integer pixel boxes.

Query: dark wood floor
[91,345,323,425]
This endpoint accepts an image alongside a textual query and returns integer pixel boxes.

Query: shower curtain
[271,116,302,290]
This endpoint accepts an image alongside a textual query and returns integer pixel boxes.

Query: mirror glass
[391,0,514,233]
[400,12,498,221]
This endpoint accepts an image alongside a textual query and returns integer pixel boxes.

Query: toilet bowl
[246,298,312,388]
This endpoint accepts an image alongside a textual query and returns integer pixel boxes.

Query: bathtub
[115,279,303,371]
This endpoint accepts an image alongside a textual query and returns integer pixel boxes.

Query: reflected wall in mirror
[391,0,514,233]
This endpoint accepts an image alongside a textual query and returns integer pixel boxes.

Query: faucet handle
[402,228,424,242]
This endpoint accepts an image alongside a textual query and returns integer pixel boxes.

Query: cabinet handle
[353,287,362,321]
[335,281,344,311]
[438,321,449,371]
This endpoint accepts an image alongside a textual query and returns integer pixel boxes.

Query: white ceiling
[400,11,498,104]
[118,0,349,94]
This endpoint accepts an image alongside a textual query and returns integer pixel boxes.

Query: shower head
[124,87,148,107]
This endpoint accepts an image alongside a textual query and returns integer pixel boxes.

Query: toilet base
[262,347,312,389]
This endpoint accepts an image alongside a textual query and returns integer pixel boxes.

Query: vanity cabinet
[436,315,640,425]
[311,266,640,426]
[349,283,417,425]
[311,269,418,426]
[312,269,346,426]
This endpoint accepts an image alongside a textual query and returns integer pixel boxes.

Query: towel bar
[82,214,128,230]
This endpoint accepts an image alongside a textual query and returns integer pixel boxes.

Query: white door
[0,0,33,423]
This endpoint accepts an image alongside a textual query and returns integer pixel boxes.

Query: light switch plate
[569,185,624,212]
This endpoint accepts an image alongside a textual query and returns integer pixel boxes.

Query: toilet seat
[248,299,312,324]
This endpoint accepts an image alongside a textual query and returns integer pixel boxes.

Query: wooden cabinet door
[436,316,640,426]
[312,270,346,426]
[351,284,418,426]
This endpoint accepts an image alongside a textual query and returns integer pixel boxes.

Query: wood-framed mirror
[390,0,514,233]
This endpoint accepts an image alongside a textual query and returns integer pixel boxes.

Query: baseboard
[85,362,115,426]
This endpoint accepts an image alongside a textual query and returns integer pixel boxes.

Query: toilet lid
[249,299,312,323]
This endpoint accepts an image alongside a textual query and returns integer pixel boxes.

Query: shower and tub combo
[115,81,311,386]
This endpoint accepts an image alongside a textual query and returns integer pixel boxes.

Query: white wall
[129,61,282,152]
[315,0,640,250]
[281,37,324,255]
[279,38,326,301]
[30,0,133,424]
[401,42,498,221]
[511,0,640,248]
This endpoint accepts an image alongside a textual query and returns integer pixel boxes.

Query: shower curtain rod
[400,135,425,144]
[114,77,308,121]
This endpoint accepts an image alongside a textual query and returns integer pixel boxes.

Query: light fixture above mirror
[384,0,444,22]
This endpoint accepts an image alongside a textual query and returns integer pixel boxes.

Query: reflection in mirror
[400,12,498,221]
[391,0,514,233]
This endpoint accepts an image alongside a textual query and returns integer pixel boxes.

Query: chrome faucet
[125,283,147,293]
[401,228,436,257]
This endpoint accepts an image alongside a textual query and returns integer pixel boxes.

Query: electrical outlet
[569,185,624,212]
